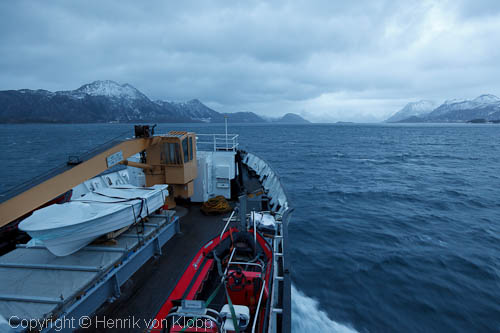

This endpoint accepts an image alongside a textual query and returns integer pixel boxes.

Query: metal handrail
[227,261,264,272]
[222,247,237,279]
[251,280,267,333]
[267,208,289,332]
[253,211,257,246]
[196,133,239,137]
[196,134,239,152]
[220,210,236,241]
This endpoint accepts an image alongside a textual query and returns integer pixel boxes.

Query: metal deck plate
[0,214,175,323]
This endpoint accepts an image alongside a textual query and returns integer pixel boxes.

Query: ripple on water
[2,123,500,332]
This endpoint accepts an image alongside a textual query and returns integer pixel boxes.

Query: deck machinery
[0,125,292,332]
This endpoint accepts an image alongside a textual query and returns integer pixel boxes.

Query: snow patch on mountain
[386,94,500,122]
[427,94,500,119]
[0,80,311,124]
[386,100,437,122]
[473,94,500,105]
[74,80,148,100]
[443,98,466,105]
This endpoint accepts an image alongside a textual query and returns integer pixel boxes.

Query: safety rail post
[220,210,236,240]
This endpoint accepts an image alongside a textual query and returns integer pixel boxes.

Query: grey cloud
[1,0,500,122]
[455,0,500,18]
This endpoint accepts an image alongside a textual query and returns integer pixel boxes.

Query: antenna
[225,115,228,150]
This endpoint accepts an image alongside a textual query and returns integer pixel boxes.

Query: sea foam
[292,285,358,333]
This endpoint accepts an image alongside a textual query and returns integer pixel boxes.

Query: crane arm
[0,137,156,228]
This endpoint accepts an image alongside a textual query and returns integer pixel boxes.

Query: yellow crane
[0,126,197,228]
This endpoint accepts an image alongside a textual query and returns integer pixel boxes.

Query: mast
[225,115,229,150]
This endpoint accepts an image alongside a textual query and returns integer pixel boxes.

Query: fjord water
[1,123,500,332]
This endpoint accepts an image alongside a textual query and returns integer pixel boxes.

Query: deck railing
[196,133,239,152]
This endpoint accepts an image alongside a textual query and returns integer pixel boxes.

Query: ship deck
[92,164,264,332]
[0,151,292,332]
[92,204,232,332]
[0,211,179,329]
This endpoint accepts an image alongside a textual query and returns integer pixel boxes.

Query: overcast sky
[1,1,500,122]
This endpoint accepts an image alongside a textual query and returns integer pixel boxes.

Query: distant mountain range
[386,94,500,123]
[0,80,310,124]
[385,100,437,122]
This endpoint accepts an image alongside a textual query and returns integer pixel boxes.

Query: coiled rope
[201,195,231,215]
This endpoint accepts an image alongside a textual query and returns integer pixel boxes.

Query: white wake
[291,285,359,333]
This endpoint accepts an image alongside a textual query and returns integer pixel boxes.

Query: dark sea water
[1,123,500,332]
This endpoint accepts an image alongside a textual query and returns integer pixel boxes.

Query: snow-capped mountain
[73,80,149,100]
[169,99,225,123]
[0,81,309,124]
[387,94,500,123]
[425,94,500,121]
[386,100,437,122]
